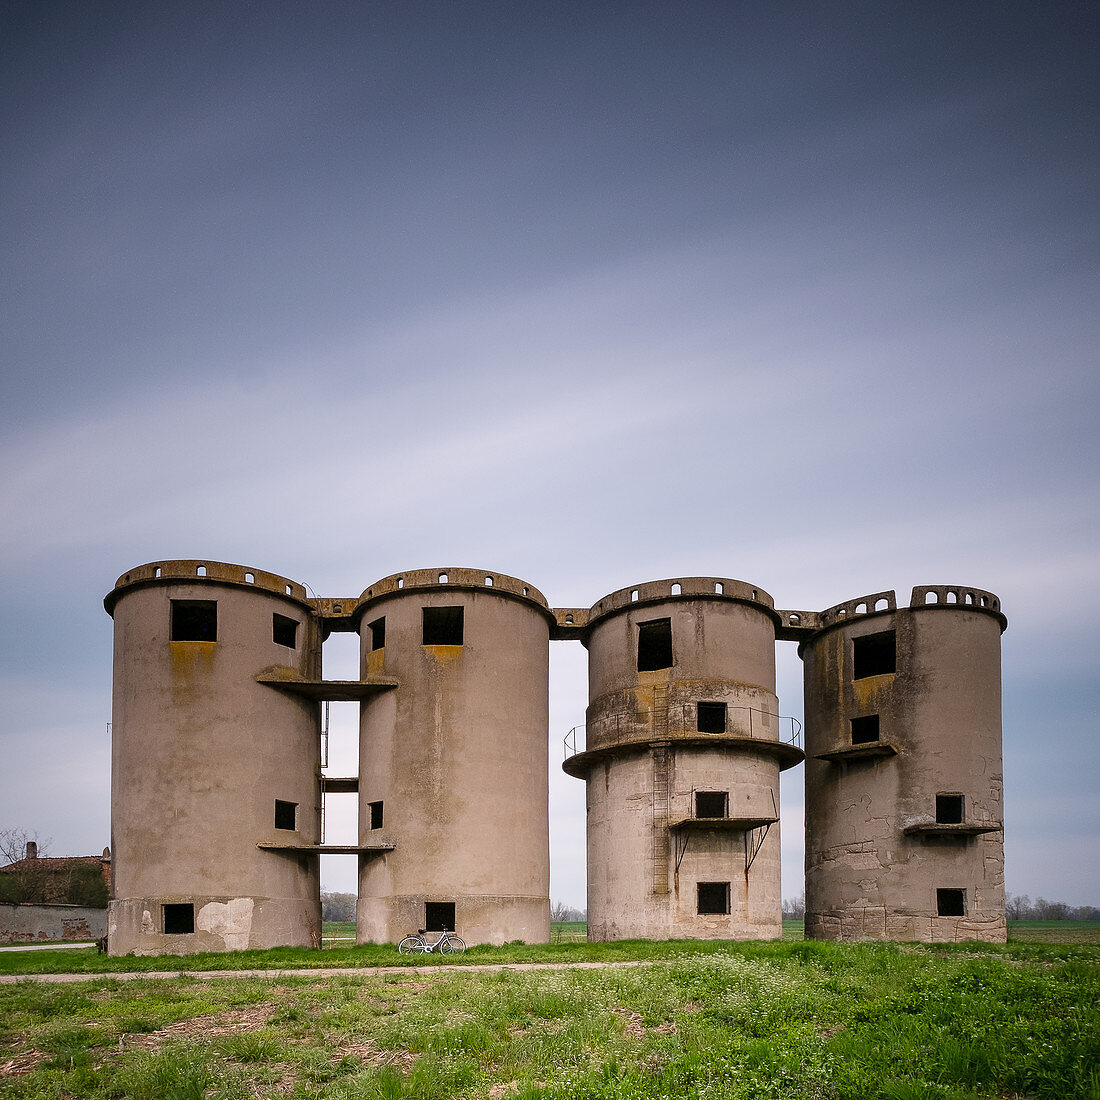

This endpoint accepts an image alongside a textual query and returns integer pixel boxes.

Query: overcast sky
[1,1,1097,909]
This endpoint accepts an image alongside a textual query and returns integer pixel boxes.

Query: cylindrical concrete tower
[354,568,553,946]
[801,585,1006,942]
[105,561,322,955]
[565,578,803,942]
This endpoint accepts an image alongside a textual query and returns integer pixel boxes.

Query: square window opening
[368,800,383,830]
[273,613,298,648]
[368,616,386,651]
[425,901,456,931]
[163,903,195,934]
[850,715,881,744]
[422,606,464,645]
[936,794,964,824]
[697,882,730,915]
[274,799,297,830]
[853,630,896,679]
[937,888,966,917]
[637,618,673,671]
[695,791,729,819]
[171,600,217,642]
[696,701,727,734]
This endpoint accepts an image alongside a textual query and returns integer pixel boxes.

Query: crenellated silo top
[808,584,1007,637]
[353,567,555,625]
[104,559,314,615]
[585,577,780,634]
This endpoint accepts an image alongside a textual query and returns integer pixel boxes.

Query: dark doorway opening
[425,901,456,931]
[936,794,964,824]
[273,614,298,648]
[853,631,896,679]
[695,791,729,819]
[637,619,673,671]
[850,715,880,744]
[697,882,730,915]
[937,888,965,917]
[696,702,727,734]
[423,606,464,645]
[274,800,297,830]
[163,903,195,934]
[171,600,217,642]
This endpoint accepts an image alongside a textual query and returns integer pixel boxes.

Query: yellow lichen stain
[424,644,464,666]
[170,641,215,702]
[365,649,385,676]
[851,674,892,710]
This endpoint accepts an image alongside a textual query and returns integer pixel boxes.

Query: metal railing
[563,704,802,760]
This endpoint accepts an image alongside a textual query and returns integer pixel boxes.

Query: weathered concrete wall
[355,569,552,946]
[105,562,323,955]
[0,904,106,943]
[803,586,1006,943]
[574,578,799,942]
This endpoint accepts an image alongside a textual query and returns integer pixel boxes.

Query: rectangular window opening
[171,600,217,642]
[637,618,673,672]
[163,903,195,934]
[368,616,386,651]
[422,606,464,645]
[695,791,729,819]
[368,800,384,830]
[936,793,964,824]
[696,701,727,734]
[273,613,298,649]
[274,799,297,830]
[853,630,896,679]
[697,882,730,915]
[850,715,880,744]
[937,888,966,917]
[425,901,455,931]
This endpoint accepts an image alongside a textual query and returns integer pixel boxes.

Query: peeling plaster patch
[197,898,254,950]
[140,909,154,934]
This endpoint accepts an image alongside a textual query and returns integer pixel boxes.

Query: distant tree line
[782,893,806,919]
[550,901,586,922]
[321,892,356,922]
[1005,893,1100,921]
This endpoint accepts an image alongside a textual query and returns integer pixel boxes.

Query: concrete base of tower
[356,894,550,946]
[806,908,1006,943]
[106,895,322,956]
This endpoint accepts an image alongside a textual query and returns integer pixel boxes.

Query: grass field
[0,933,1097,1099]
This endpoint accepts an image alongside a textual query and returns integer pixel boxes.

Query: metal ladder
[651,685,670,895]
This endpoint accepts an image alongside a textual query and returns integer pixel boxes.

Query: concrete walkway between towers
[0,960,655,985]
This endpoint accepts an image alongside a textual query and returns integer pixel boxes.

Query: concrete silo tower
[801,586,1006,942]
[354,568,553,946]
[564,578,803,942]
[104,561,323,955]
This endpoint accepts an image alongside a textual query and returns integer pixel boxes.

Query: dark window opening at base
[368,800,383,830]
[368,616,386,651]
[171,600,217,642]
[274,799,297,830]
[423,606,464,645]
[850,715,880,744]
[697,882,730,915]
[637,618,673,671]
[937,888,966,917]
[163,903,195,934]
[853,631,896,679]
[273,613,298,649]
[696,701,727,734]
[425,901,455,930]
[695,791,729,819]
[936,794,964,824]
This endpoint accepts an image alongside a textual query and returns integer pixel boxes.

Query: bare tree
[782,892,806,920]
[0,827,51,904]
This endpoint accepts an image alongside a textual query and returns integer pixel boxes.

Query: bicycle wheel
[398,935,425,954]
[439,934,465,954]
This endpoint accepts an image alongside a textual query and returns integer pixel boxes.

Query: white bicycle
[397,928,466,954]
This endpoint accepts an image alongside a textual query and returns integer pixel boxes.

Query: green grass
[0,939,1096,1099]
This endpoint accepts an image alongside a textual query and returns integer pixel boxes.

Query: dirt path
[0,959,654,985]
